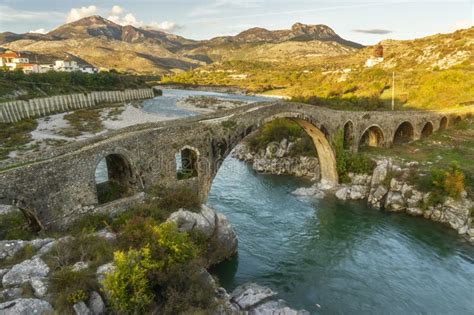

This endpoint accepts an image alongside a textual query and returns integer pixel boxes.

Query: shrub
[104,222,203,314]
[43,232,114,271]
[247,118,307,152]
[442,164,465,199]
[48,268,98,314]
[0,211,36,240]
[333,129,375,182]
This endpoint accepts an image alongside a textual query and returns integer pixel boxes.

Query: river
[100,89,474,314]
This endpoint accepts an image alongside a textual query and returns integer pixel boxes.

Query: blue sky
[0,0,473,45]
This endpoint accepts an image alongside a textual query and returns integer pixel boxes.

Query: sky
[0,0,473,45]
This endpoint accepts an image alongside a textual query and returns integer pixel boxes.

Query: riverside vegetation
[0,187,221,314]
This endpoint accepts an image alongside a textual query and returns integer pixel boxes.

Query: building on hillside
[0,51,32,71]
[54,60,80,72]
[19,64,40,74]
[365,45,385,68]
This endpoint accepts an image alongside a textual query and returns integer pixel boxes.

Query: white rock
[384,192,406,212]
[335,187,349,200]
[406,207,423,216]
[250,299,310,315]
[93,229,116,242]
[73,301,92,315]
[72,261,90,272]
[167,205,216,238]
[349,185,369,200]
[292,186,325,198]
[231,283,277,310]
[30,278,48,298]
[0,298,53,315]
[96,263,115,283]
[2,258,49,287]
[88,291,106,315]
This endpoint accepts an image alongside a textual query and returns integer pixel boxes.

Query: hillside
[0,16,360,74]
[165,27,474,110]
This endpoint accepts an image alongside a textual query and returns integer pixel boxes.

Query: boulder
[368,185,388,208]
[96,263,115,283]
[406,207,423,216]
[250,299,310,315]
[349,185,369,200]
[2,258,49,287]
[370,159,389,186]
[92,229,117,242]
[167,205,216,238]
[88,291,106,315]
[213,213,238,263]
[30,278,48,298]
[390,178,404,192]
[335,187,349,201]
[73,301,92,315]
[87,291,107,315]
[384,192,406,212]
[0,241,28,261]
[231,283,277,310]
[292,186,325,198]
[0,298,53,315]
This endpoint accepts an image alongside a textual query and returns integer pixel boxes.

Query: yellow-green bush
[104,222,201,314]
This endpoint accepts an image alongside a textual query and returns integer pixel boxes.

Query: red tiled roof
[0,52,19,58]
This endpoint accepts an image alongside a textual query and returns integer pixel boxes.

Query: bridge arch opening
[343,121,354,150]
[421,122,434,138]
[95,154,133,204]
[176,147,199,180]
[453,116,462,125]
[439,117,448,131]
[359,125,384,148]
[393,121,414,145]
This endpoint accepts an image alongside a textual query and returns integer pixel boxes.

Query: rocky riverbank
[0,205,307,314]
[233,140,320,180]
[296,158,474,243]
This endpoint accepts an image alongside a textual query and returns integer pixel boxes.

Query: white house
[54,60,80,72]
[0,52,31,71]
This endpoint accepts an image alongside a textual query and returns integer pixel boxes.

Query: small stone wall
[0,88,155,123]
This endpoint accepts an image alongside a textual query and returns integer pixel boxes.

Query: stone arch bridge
[0,101,471,226]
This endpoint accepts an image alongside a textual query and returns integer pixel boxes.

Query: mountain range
[0,16,362,74]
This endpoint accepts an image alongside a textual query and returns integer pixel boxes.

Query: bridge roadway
[0,101,471,226]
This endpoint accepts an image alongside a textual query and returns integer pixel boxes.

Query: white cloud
[107,7,180,32]
[66,5,98,23]
[110,5,124,16]
[28,28,47,34]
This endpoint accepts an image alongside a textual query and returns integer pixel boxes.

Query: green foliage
[63,109,103,134]
[333,129,375,182]
[246,118,316,157]
[0,69,148,101]
[0,211,36,240]
[151,186,201,212]
[64,213,112,236]
[43,232,114,271]
[103,222,203,314]
[48,268,97,314]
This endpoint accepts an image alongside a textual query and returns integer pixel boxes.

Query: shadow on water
[208,157,474,314]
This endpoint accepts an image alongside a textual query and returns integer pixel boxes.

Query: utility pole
[391,71,395,111]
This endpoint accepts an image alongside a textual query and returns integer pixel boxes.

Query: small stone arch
[343,120,354,150]
[176,146,199,180]
[421,121,434,138]
[393,121,414,145]
[453,116,462,125]
[359,125,385,148]
[95,153,134,204]
[439,117,448,131]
